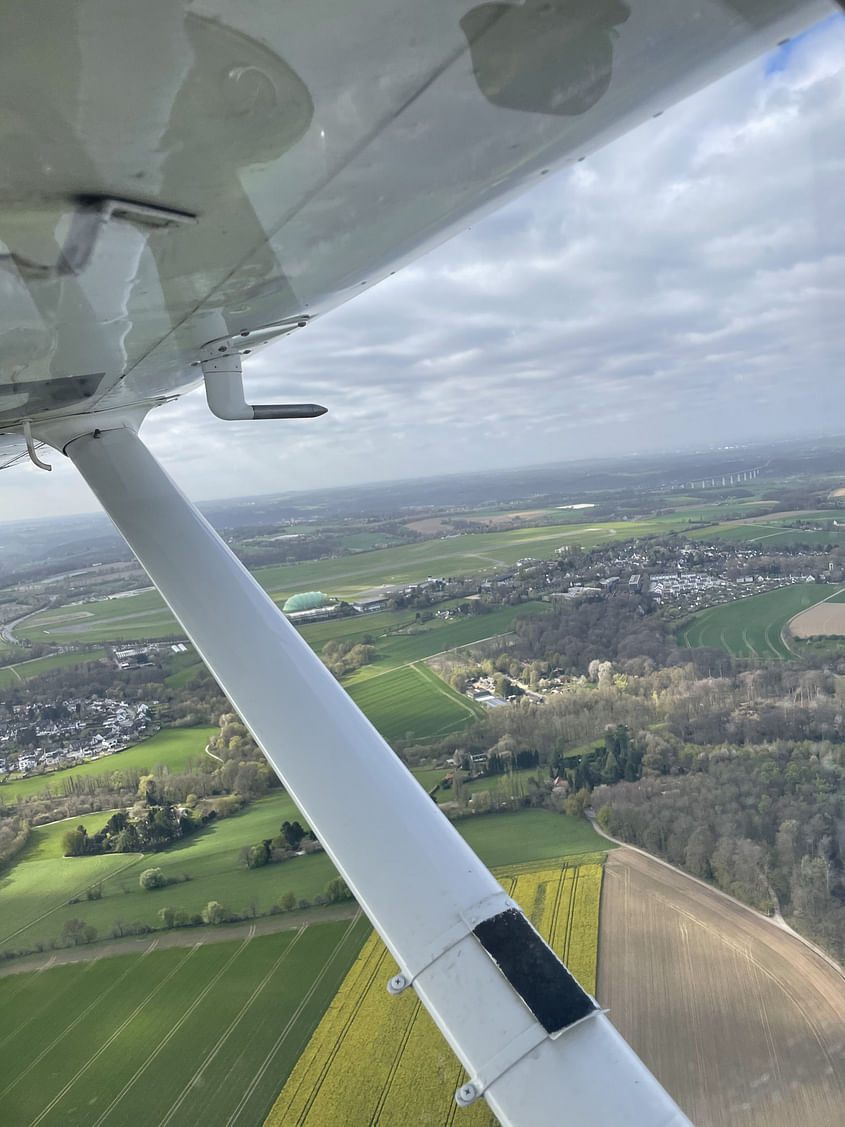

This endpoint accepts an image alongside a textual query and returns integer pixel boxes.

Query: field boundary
[221,912,364,1127]
[783,584,845,648]
[677,584,842,660]
[0,904,359,979]
[588,816,845,981]
[265,858,602,1126]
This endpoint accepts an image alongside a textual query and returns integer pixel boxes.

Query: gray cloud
[2,14,843,520]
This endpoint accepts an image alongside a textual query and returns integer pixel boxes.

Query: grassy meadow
[342,601,549,684]
[0,793,337,953]
[457,809,607,868]
[687,522,845,549]
[1,761,605,956]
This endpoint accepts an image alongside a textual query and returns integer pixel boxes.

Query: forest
[423,595,845,959]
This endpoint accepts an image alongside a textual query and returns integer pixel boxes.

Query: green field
[688,522,845,548]
[16,588,182,644]
[1,763,603,956]
[346,662,485,742]
[0,648,108,689]
[0,803,608,1126]
[344,602,549,686]
[298,607,419,649]
[20,811,129,863]
[0,793,340,953]
[411,767,448,793]
[458,809,607,867]
[456,766,547,804]
[0,727,216,803]
[0,917,370,1127]
[677,584,838,660]
[414,765,549,806]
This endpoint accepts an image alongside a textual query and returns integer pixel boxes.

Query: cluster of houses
[465,675,511,708]
[0,698,155,776]
[648,570,816,610]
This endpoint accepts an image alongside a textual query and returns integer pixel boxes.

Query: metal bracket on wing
[198,321,327,421]
[22,420,52,471]
[385,894,549,1108]
[385,889,602,1108]
[386,890,514,995]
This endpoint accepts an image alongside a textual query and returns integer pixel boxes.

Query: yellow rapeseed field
[265,858,603,1127]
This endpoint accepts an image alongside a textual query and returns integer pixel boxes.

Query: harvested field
[598,848,845,1127]
[789,601,845,638]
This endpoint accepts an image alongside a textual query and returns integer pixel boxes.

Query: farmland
[0,916,370,1127]
[266,859,603,1127]
[789,601,845,638]
[599,848,845,1127]
[0,726,216,803]
[1,774,604,956]
[342,601,549,684]
[346,662,485,742]
[0,648,108,689]
[689,522,845,549]
[676,584,837,659]
[0,792,338,953]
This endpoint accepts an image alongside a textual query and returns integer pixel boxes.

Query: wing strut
[56,418,692,1127]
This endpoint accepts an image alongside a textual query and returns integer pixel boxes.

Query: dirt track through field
[598,849,845,1127]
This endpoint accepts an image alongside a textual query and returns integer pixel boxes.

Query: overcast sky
[4,12,843,522]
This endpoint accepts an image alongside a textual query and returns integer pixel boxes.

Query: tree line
[414,594,845,959]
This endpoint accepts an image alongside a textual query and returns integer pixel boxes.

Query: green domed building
[283,591,329,613]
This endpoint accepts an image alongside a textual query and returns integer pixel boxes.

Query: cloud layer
[4,14,843,520]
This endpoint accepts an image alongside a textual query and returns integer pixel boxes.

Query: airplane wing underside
[0,0,832,459]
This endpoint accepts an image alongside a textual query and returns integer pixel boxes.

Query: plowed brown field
[598,849,845,1127]
[789,602,845,638]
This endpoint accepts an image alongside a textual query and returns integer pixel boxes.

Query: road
[0,903,360,980]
